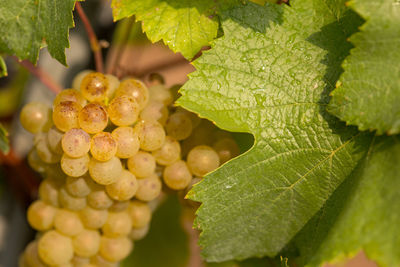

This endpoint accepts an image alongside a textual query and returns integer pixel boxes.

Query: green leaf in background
[178,0,371,262]
[0,56,7,77]
[0,0,78,65]
[328,0,400,135]
[294,135,400,267]
[0,124,9,154]
[111,0,220,59]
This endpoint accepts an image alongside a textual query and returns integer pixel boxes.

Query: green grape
[108,200,129,212]
[38,178,60,207]
[54,209,84,236]
[34,132,62,163]
[148,84,173,106]
[61,128,91,158]
[111,126,140,158]
[212,138,240,164]
[80,72,109,102]
[115,78,149,110]
[108,95,140,126]
[61,153,90,177]
[87,187,113,210]
[20,102,51,133]
[27,149,47,173]
[133,120,166,151]
[99,236,133,262]
[105,74,120,99]
[163,160,192,190]
[152,136,181,166]
[127,151,156,178]
[105,169,138,201]
[38,230,74,266]
[90,254,118,267]
[78,103,108,134]
[175,107,201,128]
[102,211,132,237]
[88,156,122,185]
[65,175,93,198]
[53,88,87,107]
[90,132,117,161]
[59,187,87,211]
[73,229,101,258]
[187,145,220,176]
[129,224,149,241]
[22,241,47,267]
[27,200,56,231]
[139,101,169,125]
[165,112,193,141]
[135,174,162,202]
[181,120,215,156]
[72,70,93,91]
[53,101,82,132]
[79,206,108,229]
[47,126,64,155]
[127,200,151,228]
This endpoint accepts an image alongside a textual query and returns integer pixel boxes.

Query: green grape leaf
[294,135,400,267]
[0,56,7,77]
[111,0,220,59]
[328,0,400,135]
[0,0,78,65]
[178,1,371,262]
[0,123,9,154]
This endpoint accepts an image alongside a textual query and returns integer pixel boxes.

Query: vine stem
[15,57,63,94]
[75,2,104,73]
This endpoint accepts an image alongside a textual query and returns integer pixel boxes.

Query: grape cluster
[19,71,239,267]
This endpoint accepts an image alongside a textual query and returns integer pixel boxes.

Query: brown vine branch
[76,2,104,73]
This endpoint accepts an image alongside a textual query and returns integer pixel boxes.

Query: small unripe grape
[87,188,113,210]
[133,120,166,151]
[163,160,192,190]
[39,178,60,207]
[135,174,162,202]
[79,206,108,229]
[108,95,140,126]
[65,175,93,198]
[129,224,150,241]
[212,138,240,164]
[34,132,62,163]
[27,200,56,231]
[73,229,101,258]
[152,136,181,166]
[106,170,138,201]
[54,89,87,107]
[165,112,193,141]
[102,211,132,237]
[90,132,117,161]
[38,230,74,266]
[181,121,215,156]
[53,101,81,132]
[88,156,122,185]
[47,126,64,154]
[80,72,109,102]
[105,74,120,99]
[54,209,84,236]
[20,102,51,133]
[127,200,151,228]
[109,200,130,212]
[79,103,108,134]
[127,151,156,178]
[99,236,132,262]
[27,149,47,173]
[148,84,173,106]
[62,128,91,158]
[72,70,93,91]
[111,126,140,158]
[139,101,169,125]
[59,187,87,211]
[61,153,90,177]
[187,145,220,176]
[22,241,47,267]
[116,78,149,110]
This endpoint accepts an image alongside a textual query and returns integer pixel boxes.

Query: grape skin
[108,95,140,126]
[47,126,64,155]
[127,151,156,178]
[38,230,74,266]
[87,188,113,210]
[80,72,109,102]
[99,236,133,262]
[79,206,108,229]
[54,209,84,236]
[59,187,87,211]
[79,103,108,134]
[34,132,62,164]
[53,88,87,107]
[38,178,60,207]
[135,174,162,202]
[127,200,152,228]
[187,145,220,177]
[53,101,82,132]
[65,175,93,198]
[20,102,51,134]
[115,78,149,110]
[90,132,117,161]
[61,153,90,177]
[129,224,150,241]
[134,120,166,151]
[88,156,122,185]
[165,112,193,141]
[62,128,91,158]
[163,160,192,190]
[152,136,181,166]
[27,200,56,231]
[101,211,132,238]
[105,169,138,201]
[73,229,101,258]
[111,126,140,159]
[212,138,240,164]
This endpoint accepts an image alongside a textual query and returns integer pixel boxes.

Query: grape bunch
[18,71,239,267]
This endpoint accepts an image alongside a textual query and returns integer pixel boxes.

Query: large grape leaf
[178,0,372,262]
[328,0,400,135]
[0,0,78,65]
[111,0,220,59]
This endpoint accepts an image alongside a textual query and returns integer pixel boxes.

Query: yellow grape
[72,69,93,91]
[105,169,138,201]
[127,151,156,178]
[108,200,130,212]
[99,236,133,262]
[108,95,140,126]
[127,200,151,228]
[87,187,113,210]
[22,241,47,267]
[163,160,192,190]
[111,126,140,159]
[27,200,56,231]
[62,128,91,158]
[90,132,117,161]
[27,149,47,173]
[20,102,51,133]
[73,229,101,258]
[59,187,87,211]
[187,145,220,176]
[152,136,181,166]
[88,156,122,185]
[47,126,64,155]
[53,101,81,132]
[175,107,201,128]
[148,84,173,106]
[105,74,120,99]
[61,153,90,177]
[38,230,74,266]
[129,224,150,241]
[133,120,166,151]
[79,206,108,229]
[65,175,93,198]
[115,78,149,110]
[101,211,132,237]
[80,72,109,102]
[78,103,108,134]
[165,112,193,141]
[212,138,240,164]
[90,254,118,267]
[53,88,87,107]
[139,101,168,125]
[34,132,62,164]
[135,174,162,202]
[38,178,60,207]
[54,209,84,236]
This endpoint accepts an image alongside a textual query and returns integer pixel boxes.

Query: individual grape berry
[90,132,117,161]
[105,170,138,201]
[111,126,140,158]
[39,178,61,207]
[54,209,84,236]
[61,153,90,177]
[53,101,81,132]
[109,200,130,212]
[78,103,108,134]
[163,160,192,190]
[127,200,152,228]
[212,138,240,164]
[65,175,93,198]
[71,255,91,266]
[108,95,140,126]
[152,136,181,166]
[102,211,132,237]
[87,187,113,210]
[20,102,51,133]
[79,206,108,229]
[129,224,150,241]
[99,236,133,262]
[34,133,62,163]
[73,229,101,258]
[88,156,122,185]
[59,187,87,211]
[135,174,162,202]
[21,241,46,267]
[47,126,64,155]
[80,72,109,102]
[148,84,173,106]
[53,88,87,107]
[133,120,166,151]
[72,69,93,91]
[181,121,215,156]
[127,151,156,178]
[139,101,169,125]
[165,112,193,141]
[105,74,120,99]
[27,200,56,231]
[27,149,47,173]
[175,107,201,128]
[115,78,149,110]
[187,145,220,176]
[62,128,91,158]
[90,254,119,267]
[38,230,74,266]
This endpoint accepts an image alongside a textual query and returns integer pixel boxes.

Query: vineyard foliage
[0,0,399,266]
